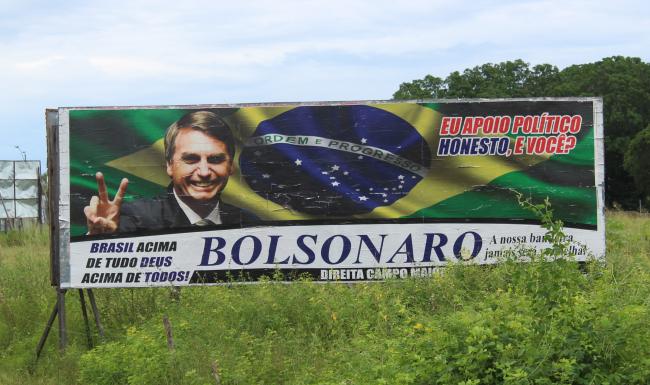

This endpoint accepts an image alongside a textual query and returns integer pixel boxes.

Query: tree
[392,59,560,99]
[393,75,445,100]
[552,57,650,207]
[624,126,650,199]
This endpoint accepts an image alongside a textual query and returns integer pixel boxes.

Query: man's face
[166,128,233,203]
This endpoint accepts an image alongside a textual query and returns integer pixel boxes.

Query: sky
[1,0,649,168]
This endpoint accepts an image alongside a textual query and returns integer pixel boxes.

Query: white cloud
[14,55,65,71]
[0,0,648,163]
[3,0,648,78]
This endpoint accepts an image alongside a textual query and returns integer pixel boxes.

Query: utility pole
[15,146,27,161]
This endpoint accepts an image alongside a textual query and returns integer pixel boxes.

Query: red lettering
[440,117,451,135]
[544,136,557,153]
[522,116,534,133]
[526,136,537,154]
[534,137,546,154]
[558,115,571,133]
[473,117,484,134]
[498,116,511,134]
[532,115,540,133]
[569,115,582,134]
[514,137,525,154]
[449,117,461,135]
[556,134,568,153]
[512,116,524,134]
[484,116,497,134]
[461,117,475,135]
[566,135,577,151]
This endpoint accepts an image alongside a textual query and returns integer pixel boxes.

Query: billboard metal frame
[41,97,605,352]
[47,97,605,289]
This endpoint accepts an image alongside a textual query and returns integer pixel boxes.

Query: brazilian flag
[69,101,596,237]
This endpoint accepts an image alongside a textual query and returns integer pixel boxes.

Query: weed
[1,211,649,384]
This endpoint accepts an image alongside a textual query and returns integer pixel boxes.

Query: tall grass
[0,211,649,384]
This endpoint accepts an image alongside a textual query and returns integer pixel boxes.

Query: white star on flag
[359,196,368,201]
[398,175,404,180]
[361,138,367,144]
[262,174,270,179]
[332,181,340,186]
[295,159,302,166]
[331,165,340,171]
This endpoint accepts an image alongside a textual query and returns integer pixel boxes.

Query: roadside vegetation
[0,210,649,384]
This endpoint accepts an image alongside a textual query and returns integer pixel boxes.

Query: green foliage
[1,217,650,384]
[555,57,650,139]
[79,326,181,385]
[514,193,572,258]
[624,126,650,198]
[393,74,446,99]
[393,56,650,208]
[393,59,561,100]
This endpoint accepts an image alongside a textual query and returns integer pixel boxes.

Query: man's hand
[84,172,129,235]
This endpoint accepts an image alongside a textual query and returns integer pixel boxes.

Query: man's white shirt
[173,189,222,226]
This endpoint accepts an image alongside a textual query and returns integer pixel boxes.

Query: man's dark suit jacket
[118,189,248,233]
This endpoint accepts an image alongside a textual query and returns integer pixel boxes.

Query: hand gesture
[84,172,129,235]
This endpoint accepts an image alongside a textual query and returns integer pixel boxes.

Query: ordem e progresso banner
[47,98,605,288]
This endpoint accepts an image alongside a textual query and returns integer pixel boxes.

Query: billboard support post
[78,289,92,349]
[35,294,59,358]
[35,288,104,358]
[38,109,79,358]
[57,289,66,351]
[35,288,68,357]
[87,289,105,339]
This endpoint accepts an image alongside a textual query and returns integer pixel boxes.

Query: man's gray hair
[164,111,235,162]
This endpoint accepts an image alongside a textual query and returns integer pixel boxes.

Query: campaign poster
[49,98,605,288]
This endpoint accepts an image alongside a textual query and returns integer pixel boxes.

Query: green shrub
[79,325,181,385]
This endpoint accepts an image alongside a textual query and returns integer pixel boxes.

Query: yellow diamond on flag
[105,139,169,186]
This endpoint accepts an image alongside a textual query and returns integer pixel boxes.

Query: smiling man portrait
[84,111,245,235]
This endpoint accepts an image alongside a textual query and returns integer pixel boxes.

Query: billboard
[47,98,605,288]
[0,160,41,221]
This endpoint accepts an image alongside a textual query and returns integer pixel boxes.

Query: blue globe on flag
[239,105,431,216]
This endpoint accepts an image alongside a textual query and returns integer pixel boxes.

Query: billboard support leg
[79,289,93,348]
[57,289,67,351]
[35,296,59,359]
[87,289,105,339]
[36,289,105,360]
